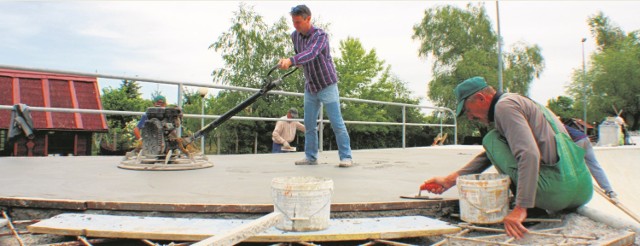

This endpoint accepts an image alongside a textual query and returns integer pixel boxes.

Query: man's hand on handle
[278,58,292,69]
[282,142,291,149]
[503,206,529,239]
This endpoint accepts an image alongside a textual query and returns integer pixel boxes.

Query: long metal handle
[188,65,298,142]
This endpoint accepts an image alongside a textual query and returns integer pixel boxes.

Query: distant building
[0,68,108,156]
[564,118,596,142]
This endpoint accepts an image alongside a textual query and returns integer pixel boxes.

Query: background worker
[615,116,631,145]
[278,4,354,167]
[420,77,593,239]
[134,95,167,140]
[564,124,617,198]
[272,108,305,153]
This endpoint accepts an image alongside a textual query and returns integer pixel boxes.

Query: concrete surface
[0,146,477,204]
[1,145,639,228]
[579,145,640,232]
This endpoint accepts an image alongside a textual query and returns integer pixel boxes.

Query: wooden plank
[594,185,640,224]
[28,213,460,243]
[0,197,455,214]
[193,212,281,246]
[0,197,87,210]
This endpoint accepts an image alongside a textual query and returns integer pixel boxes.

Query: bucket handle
[460,192,508,214]
[274,191,333,221]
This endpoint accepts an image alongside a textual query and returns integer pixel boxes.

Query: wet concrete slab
[0,146,478,205]
[1,145,638,226]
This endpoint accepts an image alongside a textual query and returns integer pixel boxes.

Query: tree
[208,4,303,154]
[547,96,578,120]
[99,80,150,153]
[334,37,384,98]
[334,37,427,149]
[101,80,149,129]
[412,3,544,138]
[566,12,640,130]
[588,12,626,52]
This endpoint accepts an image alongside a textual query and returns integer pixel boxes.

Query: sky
[1,1,639,108]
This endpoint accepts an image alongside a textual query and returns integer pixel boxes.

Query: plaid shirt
[290,26,338,93]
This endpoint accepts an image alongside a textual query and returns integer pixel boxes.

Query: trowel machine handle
[181,65,298,147]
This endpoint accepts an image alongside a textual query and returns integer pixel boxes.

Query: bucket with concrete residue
[457,173,510,224]
[271,176,333,231]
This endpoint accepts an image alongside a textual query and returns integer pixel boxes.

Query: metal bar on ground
[141,239,157,245]
[45,239,119,246]
[432,228,471,246]
[445,235,519,246]
[76,235,92,246]
[1,210,25,246]
[0,231,30,237]
[296,241,320,246]
[458,224,596,240]
[373,239,416,246]
[450,214,562,223]
[359,241,377,246]
[12,219,41,225]
[471,227,564,240]
[192,211,282,246]
[503,237,516,244]
[555,242,590,246]
[594,185,640,224]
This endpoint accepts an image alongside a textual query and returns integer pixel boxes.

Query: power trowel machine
[120,65,298,170]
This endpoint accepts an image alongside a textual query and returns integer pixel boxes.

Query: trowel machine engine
[140,107,184,156]
[120,106,204,170]
[120,64,298,170]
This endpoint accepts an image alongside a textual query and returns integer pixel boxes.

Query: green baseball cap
[153,95,166,103]
[455,77,488,117]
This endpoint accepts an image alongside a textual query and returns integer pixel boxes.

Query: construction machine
[120,65,298,170]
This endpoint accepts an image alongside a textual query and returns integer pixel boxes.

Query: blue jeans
[576,138,613,192]
[304,84,352,161]
[272,143,283,153]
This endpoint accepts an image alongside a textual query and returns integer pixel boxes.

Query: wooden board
[281,147,297,152]
[28,213,460,242]
[193,212,282,246]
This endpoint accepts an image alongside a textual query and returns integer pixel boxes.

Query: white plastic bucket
[271,176,333,231]
[457,173,510,224]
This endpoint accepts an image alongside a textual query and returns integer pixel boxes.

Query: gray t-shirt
[457,93,567,208]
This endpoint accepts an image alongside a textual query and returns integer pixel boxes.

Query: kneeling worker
[272,108,305,153]
[420,77,593,239]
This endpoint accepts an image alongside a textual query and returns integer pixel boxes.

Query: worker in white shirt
[272,108,305,153]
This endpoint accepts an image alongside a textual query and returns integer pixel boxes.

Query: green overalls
[482,105,593,211]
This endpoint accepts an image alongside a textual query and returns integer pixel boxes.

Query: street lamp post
[496,1,504,93]
[582,38,588,135]
[198,87,209,153]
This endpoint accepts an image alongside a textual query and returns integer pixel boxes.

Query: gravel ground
[1,211,637,245]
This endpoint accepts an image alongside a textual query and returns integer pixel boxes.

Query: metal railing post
[177,84,184,137]
[402,106,406,148]
[319,103,324,152]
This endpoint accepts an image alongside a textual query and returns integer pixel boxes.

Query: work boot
[338,159,353,168]
[605,190,618,199]
[295,158,318,165]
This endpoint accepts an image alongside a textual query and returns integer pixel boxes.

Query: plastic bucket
[457,173,510,224]
[271,176,333,231]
